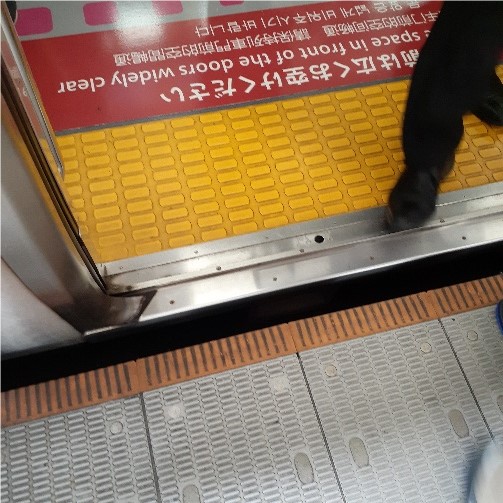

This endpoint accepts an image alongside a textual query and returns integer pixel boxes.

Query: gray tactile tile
[143,355,342,503]
[300,321,492,503]
[442,306,503,441]
[1,396,158,503]
[4,311,502,502]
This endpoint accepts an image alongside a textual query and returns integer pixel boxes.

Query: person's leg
[387,2,503,232]
[472,71,503,127]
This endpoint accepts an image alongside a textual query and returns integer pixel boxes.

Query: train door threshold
[2,275,502,502]
[7,1,502,322]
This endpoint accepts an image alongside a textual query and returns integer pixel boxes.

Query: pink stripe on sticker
[220,0,244,5]
[83,2,118,26]
[16,8,53,36]
[152,1,183,16]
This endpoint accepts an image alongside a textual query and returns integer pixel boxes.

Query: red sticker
[21,1,442,132]
[83,2,119,26]
[152,1,183,16]
[16,7,53,36]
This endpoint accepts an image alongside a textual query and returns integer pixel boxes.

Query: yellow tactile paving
[58,69,503,263]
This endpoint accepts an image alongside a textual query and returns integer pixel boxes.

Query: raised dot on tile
[271,375,289,393]
[466,330,478,341]
[183,485,201,503]
[166,403,184,420]
[349,437,369,468]
[420,342,432,353]
[109,421,123,434]
[448,410,469,438]
[294,453,314,485]
[324,364,337,377]
[83,2,118,25]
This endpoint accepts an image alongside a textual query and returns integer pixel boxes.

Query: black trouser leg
[387,2,503,232]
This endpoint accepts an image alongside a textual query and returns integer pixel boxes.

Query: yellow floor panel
[58,74,503,263]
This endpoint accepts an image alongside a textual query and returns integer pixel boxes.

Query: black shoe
[471,74,503,126]
[386,170,438,232]
[386,156,454,232]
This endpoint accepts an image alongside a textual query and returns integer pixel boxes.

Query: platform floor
[2,276,502,502]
